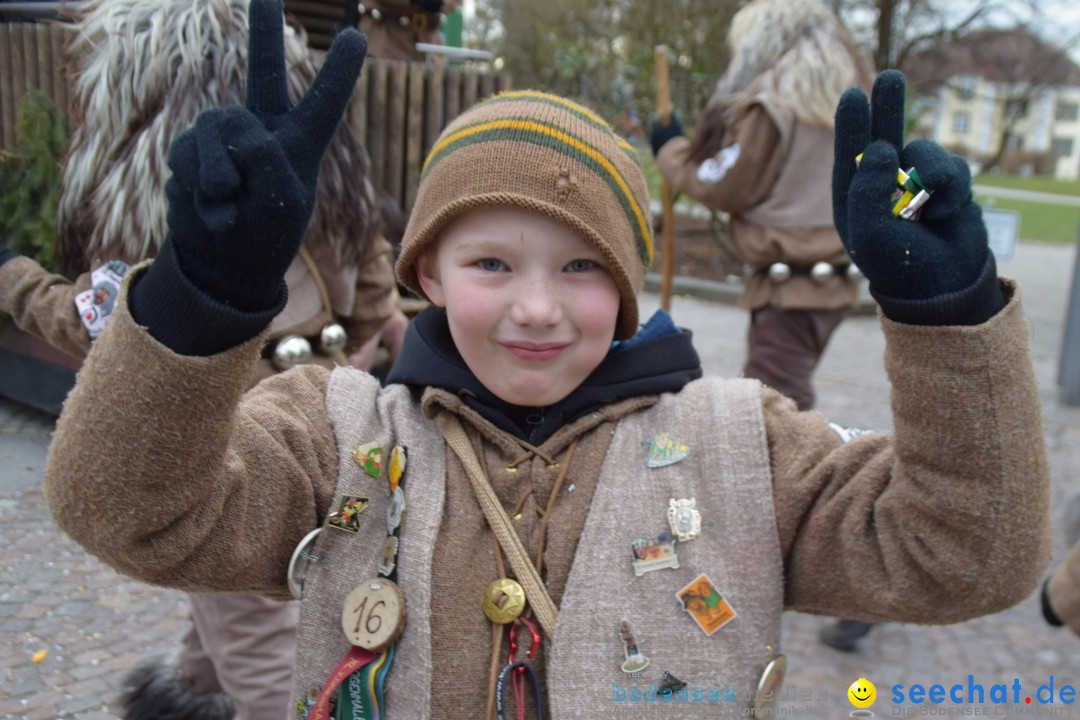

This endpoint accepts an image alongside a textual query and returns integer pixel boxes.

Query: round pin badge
[286,528,323,600]
[754,653,787,711]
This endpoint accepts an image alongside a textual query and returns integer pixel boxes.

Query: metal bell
[320,323,348,353]
[810,261,834,284]
[272,335,313,371]
[767,262,792,283]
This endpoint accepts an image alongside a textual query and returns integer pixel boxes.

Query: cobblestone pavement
[4,241,1080,719]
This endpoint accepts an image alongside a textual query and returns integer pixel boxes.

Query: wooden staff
[654,45,675,312]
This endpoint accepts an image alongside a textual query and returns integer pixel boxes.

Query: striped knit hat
[396,90,654,340]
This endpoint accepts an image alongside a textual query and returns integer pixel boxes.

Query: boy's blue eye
[477,258,504,271]
[566,259,594,272]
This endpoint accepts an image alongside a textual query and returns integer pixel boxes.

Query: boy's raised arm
[128,0,366,356]
[772,70,1049,622]
[42,0,367,597]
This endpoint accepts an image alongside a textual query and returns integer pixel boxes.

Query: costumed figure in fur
[651,0,872,412]
[45,1,399,718]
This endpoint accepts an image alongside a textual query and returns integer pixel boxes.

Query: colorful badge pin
[667,498,701,542]
[645,433,689,467]
[327,496,369,534]
[631,530,679,576]
[676,573,737,636]
[352,443,385,477]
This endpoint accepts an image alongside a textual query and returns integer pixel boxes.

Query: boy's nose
[510,280,563,327]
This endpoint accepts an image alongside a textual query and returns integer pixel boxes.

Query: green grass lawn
[974,174,1080,245]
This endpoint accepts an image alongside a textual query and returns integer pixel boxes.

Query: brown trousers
[178,594,298,719]
[743,306,848,411]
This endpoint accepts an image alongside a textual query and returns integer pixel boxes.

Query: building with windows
[904,29,1080,179]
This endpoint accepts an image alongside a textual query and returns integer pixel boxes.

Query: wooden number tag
[341,579,407,652]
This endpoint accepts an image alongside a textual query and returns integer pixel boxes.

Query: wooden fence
[0,21,511,212]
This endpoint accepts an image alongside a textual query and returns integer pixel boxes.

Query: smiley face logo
[848,678,876,708]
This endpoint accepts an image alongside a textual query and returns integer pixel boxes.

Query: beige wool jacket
[657,99,857,312]
[44,269,1050,717]
[0,237,397,374]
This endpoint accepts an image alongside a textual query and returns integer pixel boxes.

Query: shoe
[116,653,236,720]
[819,619,875,651]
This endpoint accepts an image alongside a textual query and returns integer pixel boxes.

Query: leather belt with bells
[761,261,861,284]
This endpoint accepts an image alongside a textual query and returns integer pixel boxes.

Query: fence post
[1059,225,1080,405]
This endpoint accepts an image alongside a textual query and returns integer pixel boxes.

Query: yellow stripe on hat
[424,117,653,263]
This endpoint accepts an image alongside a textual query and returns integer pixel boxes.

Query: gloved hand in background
[832,69,1004,326]
[0,237,14,268]
[649,112,684,157]
[130,0,367,355]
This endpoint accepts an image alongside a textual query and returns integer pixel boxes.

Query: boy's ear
[414,252,447,307]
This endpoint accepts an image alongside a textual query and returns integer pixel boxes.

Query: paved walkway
[3,241,1080,718]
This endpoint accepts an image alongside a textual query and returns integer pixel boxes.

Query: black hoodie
[384,305,704,445]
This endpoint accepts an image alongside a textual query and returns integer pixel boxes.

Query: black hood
[385,306,703,444]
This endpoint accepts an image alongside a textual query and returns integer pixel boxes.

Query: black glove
[130,0,367,355]
[833,70,1004,326]
[650,113,684,156]
[0,238,15,268]
[1041,579,1065,627]
[412,0,444,12]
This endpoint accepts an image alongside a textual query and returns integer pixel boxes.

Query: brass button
[482,578,526,624]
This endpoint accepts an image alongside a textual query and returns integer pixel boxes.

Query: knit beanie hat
[396,90,654,340]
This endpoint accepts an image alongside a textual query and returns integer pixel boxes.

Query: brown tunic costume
[43,266,1051,718]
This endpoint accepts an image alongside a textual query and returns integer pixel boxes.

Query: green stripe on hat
[422,116,653,264]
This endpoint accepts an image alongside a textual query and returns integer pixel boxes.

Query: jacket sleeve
[767,279,1050,624]
[0,256,94,360]
[656,103,783,215]
[43,265,344,600]
[1047,539,1080,636]
[341,234,400,354]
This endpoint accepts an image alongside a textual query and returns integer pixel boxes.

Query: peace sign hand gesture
[832,70,1002,325]
[163,0,367,316]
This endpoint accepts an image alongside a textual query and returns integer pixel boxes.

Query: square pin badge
[676,573,736,635]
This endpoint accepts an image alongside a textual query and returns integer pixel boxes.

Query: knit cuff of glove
[870,255,1006,327]
[1041,579,1065,627]
[129,238,286,356]
[0,246,17,268]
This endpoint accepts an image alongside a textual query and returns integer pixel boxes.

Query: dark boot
[116,653,235,720]
[819,619,875,651]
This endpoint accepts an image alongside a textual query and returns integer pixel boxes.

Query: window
[1052,137,1075,157]
[956,75,976,100]
[1006,99,1028,119]
[1057,102,1079,122]
[953,112,970,134]
[1006,135,1024,151]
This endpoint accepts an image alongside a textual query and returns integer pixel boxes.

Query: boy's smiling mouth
[502,342,567,361]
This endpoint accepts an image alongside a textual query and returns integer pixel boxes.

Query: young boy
[44,2,1050,717]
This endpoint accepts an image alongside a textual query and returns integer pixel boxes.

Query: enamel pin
[676,573,736,636]
[352,442,385,477]
[388,445,406,492]
[619,619,650,672]
[668,498,701,542]
[645,432,689,467]
[386,487,406,534]
[631,531,679,576]
[377,535,399,577]
[327,496,369,533]
[755,647,788,712]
